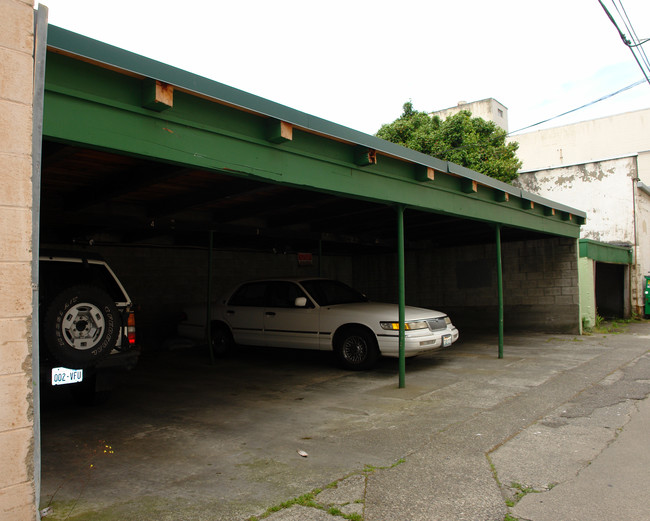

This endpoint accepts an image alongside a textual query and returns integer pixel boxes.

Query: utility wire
[627,38,650,48]
[509,2,649,136]
[614,1,650,73]
[598,0,650,86]
[508,79,645,135]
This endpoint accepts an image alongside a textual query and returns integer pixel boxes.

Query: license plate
[442,334,452,347]
[51,367,83,386]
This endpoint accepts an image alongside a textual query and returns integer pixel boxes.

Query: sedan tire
[210,322,235,357]
[334,326,380,370]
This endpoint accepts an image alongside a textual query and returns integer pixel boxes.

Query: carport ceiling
[41,140,555,254]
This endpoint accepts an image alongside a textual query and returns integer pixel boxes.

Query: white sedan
[179,278,459,370]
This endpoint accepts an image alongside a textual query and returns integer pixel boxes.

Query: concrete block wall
[90,235,580,349]
[353,237,580,334]
[93,245,352,348]
[0,0,36,519]
[500,237,579,332]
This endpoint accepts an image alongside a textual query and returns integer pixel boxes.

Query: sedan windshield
[300,279,368,306]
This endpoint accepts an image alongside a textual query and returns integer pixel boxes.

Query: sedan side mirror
[294,297,308,308]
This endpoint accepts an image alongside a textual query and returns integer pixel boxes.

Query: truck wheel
[43,285,120,369]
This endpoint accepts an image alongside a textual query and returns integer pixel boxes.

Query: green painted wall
[578,257,596,330]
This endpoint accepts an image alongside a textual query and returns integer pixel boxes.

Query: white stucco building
[430,98,509,133]
[509,108,650,323]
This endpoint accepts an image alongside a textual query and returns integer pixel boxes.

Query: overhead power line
[613,0,650,69]
[508,79,646,135]
[598,0,650,86]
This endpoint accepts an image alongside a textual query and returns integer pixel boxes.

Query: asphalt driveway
[39,324,650,521]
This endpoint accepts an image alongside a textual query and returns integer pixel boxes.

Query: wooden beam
[495,190,509,202]
[415,165,435,182]
[354,146,377,166]
[266,119,293,143]
[142,78,173,111]
[462,179,478,193]
[522,199,534,210]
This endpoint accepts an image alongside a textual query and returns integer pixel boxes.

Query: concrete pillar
[0,0,37,519]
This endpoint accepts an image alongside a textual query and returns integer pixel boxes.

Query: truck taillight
[127,312,136,345]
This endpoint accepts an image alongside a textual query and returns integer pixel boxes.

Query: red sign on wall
[298,252,313,266]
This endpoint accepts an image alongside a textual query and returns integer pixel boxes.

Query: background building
[509,108,650,324]
[430,98,509,132]
[432,98,650,324]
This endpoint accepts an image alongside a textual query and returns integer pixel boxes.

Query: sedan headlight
[380,321,429,331]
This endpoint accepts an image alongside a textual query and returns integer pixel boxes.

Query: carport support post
[496,224,504,358]
[397,205,406,388]
[318,239,323,277]
[206,230,215,364]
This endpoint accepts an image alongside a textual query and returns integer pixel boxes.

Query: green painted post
[318,239,323,277]
[206,230,215,365]
[397,205,406,388]
[496,224,504,358]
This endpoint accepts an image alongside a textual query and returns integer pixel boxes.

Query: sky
[39,0,650,136]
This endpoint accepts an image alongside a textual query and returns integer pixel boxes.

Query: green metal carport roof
[42,24,585,246]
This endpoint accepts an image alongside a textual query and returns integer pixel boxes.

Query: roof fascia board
[579,239,633,264]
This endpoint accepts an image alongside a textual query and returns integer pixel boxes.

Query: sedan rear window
[228,282,267,307]
[301,279,368,306]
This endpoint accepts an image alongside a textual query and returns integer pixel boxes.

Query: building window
[497,109,504,118]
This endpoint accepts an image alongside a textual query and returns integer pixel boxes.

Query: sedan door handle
[226,310,235,315]
[265,311,276,316]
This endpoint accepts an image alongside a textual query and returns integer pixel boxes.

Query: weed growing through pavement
[584,315,647,335]
[487,453,540,520]
[506,482,539,506]
[246,459,405,521]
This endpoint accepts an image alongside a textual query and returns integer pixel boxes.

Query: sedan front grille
[426,317,448,331]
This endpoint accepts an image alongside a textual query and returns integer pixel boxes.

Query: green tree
[376,101,521,183]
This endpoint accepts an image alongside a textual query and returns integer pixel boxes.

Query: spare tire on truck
[43,285,120,369]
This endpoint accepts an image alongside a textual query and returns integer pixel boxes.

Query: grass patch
[363,458,405,474]
[584,315,647,335]
[509,482,538,503]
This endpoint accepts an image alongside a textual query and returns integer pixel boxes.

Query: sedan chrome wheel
[341,334,369,364]
[335,327,379,370]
